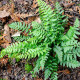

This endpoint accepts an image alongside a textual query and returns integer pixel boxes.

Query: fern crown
[0,0,80,80]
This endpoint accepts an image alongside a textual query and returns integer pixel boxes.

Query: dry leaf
[49,0,56,4]
[22,77,25,80]
[34,17,41,23]
[0,10,10,18]
[7,64,12,73]
[36,78,43,80]
[1,43,10,48]
[63,3,75,8]
[22,32,28,36]
[0,34,8,45]
[0,17,7,23]
[4,24,11,43]
[15,13,34,18]
[11,31,21,37]
[79,9,80,14]
[0,40,5,45]
[35,9,39,14]
[11,2,15,13]
[31,0,38,9]
[34,76,43,80]
[24,16,36,24]
[10,14,20,22]
[57,69,70,74]
[76,6,80,14]
[0,4,10,11]
[69,8,73,11]
[62,11,64,15]
[66,14,73,18]
[0,57,8,65]
[15,0,25,4]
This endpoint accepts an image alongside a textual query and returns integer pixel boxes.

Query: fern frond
[0,41,28,58]
[44,56,58,80]
[51,72,58,80]
[39,53,49,70]
[73,46,80,57]
[55,2,68,26]
[33,57,41,74]
[9,22,31,33]
[1,41,50,59]
[55,2,63,13]
[59,18,80,68]
[33,52,49,73]
[61,39,78,53]
[38,0,67,44]
[13,35,31,41]
[44,69,51,80]
[60,59,80,68]
[54,45,63,62]
[32,21,46,42]
[61,18,80,41]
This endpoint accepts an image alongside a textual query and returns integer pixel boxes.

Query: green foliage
[54,46,63,61]
[25,62,33,73]
[0,0,80,80]
[9,22,31,33]
[0,79,6,80]
[59,18,80,68]
[44,56,58,80]
[9,22,32,41]
[13,35,30,41]
[33,52,49,73]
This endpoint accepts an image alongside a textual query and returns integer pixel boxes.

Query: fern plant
[9,22,32,41]
[0,0,80,80]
